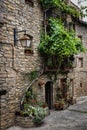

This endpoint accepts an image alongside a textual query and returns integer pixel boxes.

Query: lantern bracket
[14,28,27,46]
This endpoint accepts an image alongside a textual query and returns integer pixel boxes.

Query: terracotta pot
[54,103,60,110]
[38,81,44,86]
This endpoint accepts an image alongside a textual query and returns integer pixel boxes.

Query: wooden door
[45,81,53,109]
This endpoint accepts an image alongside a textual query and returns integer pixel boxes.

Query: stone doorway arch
[45,81,53,109]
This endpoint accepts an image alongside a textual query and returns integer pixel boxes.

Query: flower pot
[54,103,60,110]
[38,81,44,86]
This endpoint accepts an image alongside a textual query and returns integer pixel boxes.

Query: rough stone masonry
[0,0,43,129]
[0,0,87,129]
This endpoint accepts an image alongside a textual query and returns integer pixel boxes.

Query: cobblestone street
[7,97,87,130]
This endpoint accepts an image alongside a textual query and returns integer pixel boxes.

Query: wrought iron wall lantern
[14,28,33,47]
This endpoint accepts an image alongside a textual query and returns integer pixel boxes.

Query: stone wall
[74,22,87,97]
[0,0,43,129]
[0,43,16,129]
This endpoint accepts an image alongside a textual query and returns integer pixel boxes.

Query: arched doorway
[45,81,53,109]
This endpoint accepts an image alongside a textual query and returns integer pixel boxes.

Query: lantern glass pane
[21,40,26,47]
[26,40,31,47]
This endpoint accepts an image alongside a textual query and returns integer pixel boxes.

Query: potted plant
[54,101,60,110]
[33,106,46,125]
[54,99,65,110]
[67,96,76,105]
[59,99,65,110]
[38,80,45,87]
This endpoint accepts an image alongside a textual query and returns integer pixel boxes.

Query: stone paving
[7,97,87,130]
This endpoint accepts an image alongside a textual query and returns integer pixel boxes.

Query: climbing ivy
[38,18,85,59]
[38,0,80,17]
[24,70,38,82]
[38,0,85,70]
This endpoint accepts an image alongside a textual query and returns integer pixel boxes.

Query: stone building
[0,0,43,129]
[74,20,87,97]
[70,1,87,97]
[0,0,87,129]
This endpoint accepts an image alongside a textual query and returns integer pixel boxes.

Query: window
[25,0,34,6]
[68,22,75,30]
[78,58,83,68]
[78,35,82,42]
[80,82,82,88]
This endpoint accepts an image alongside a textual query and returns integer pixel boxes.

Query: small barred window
[78,35,82,42]
[78,58,83,68]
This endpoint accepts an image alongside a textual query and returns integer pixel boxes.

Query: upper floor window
[68,22,75,30]
[78,35,82,42]
[78,57,83,68]
[25,0,34,7]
